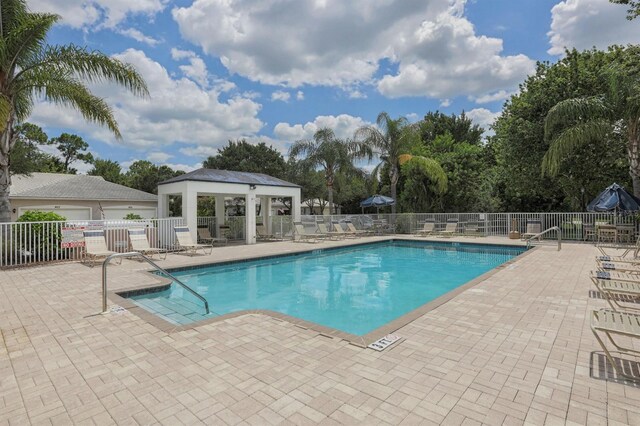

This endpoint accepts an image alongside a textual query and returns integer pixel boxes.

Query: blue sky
[27,0,640,173]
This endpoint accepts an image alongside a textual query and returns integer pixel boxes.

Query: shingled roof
[10,173,157,202]
[159,168,300,188]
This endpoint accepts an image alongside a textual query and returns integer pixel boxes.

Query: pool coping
[108,238,536,348]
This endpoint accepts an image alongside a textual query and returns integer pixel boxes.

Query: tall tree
[420,111,484,146]
[10,123,52,174]
[203,140,287,178]
[355,112,447,214]
[289,128,370,214]
[610,0,640,19]
[124,161,184,194]
[47,133,94,172]
[88,159,122,184]
[542,46,640,196]
[0,0,148,222]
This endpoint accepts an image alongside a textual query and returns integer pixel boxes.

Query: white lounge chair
[257,224,278,241]
[345,221,367,237]
[317,222,341,240]
[591,309,640,382]
[436,220,458,238]
[174,226,213,255]
[128,228,167,260]
[82,230,119,267]
[415,221,435,237]
[197,226,227,245]
[332,222,358,239]
[521,220,542,240]
[293,222,319,243]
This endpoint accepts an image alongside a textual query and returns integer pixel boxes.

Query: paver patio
[1,237,639,425]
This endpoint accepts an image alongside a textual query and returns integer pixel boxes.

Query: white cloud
[548,0,640,55]
[472,90,512,104]
[296,91,305,101]
[439,99,451,108]
[271,91,291,102]
[121,159,201,173]
[172,0,535,101]
[466,108,499,135]
[116,28,160,46]
[147,152,172,163]
[30,49,264,152]
[28,0,167,29]
[274,114,371,142]
[170,48,209,87]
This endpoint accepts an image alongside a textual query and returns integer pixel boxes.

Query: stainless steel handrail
[102,252,210,315]
[526,226,562,251]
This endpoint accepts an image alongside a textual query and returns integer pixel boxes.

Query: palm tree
[0,0,148,222]
[355,112,447,214]
[289,128,371,214]
[542,53,640,197]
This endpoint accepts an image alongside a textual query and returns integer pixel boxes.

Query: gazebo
[157,169,301,245]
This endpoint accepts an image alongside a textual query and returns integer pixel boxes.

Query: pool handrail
[101,251,210,315]
[526,226,562,251]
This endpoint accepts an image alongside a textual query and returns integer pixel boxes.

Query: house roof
[159,168,300,188]
[10,173,157,202]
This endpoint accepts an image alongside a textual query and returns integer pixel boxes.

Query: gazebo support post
[245,193,257,245]
[182,185,198,243]
[262,196,272,234]
[215,195,225,238]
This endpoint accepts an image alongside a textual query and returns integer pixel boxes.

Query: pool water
[128,241,525,335]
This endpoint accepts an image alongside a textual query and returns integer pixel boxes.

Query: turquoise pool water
[128,241,525,335]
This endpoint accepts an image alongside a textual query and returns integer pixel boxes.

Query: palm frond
[544,96,610,140]
[4,13,59,73]
[0,94,12,133]
[404,156,448,194]
[18,45,149,97]
[542,119,612,176]
[288,139,316,159]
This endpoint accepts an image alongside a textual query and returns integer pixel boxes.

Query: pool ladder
[526,226,562,251]
[101,252,210,315]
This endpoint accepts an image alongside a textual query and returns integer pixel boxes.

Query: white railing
[1,211,635,268]
[0,217,185,268]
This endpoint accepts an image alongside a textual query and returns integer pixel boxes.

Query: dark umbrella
[587,183,640,212]
[360,194,395,214]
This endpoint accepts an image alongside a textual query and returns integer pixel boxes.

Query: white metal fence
[1,211,636,268]
[0,217,185,268]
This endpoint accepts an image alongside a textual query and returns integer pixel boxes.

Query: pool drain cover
[368,334,401,351]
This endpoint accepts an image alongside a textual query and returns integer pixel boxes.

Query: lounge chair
[598,235,640,257]
[197,226,227,245]
[317,222,341,240]
[596,255,640,265]
[257,224,278,241]
[82,230,119,267]
[333,222,358,239]
[293,222,319,243]
[174,226,213,255]
[596,261,640,275]
[436,220,458,238]
[345,221,368,237]
[128,228,167,260]
[464,222,482,237]
[521,220,542,240]
[415,221,435,237]
[591,309,640,382]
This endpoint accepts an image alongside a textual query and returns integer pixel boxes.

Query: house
[9,173,158,221]
[300,198,341,215]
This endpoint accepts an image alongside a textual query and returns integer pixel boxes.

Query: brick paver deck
[1,237,639,425]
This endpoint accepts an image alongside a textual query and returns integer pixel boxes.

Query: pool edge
[108,238,536,348]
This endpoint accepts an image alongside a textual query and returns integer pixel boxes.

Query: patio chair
[197,226,227,245]
[596,255,640,265]
[436,220,458,238]
[293,222,319,243]
[464,222,482,237]
[82,230,119,267]
[596,261,640,275]
[174,226,213,255]
[521,220,542,241]
[333,222,358,239]
[317,222,341,240]
[591,309,640,382]
[591,274,640,312]
[415,221,435,237]
[597,234,640,257]
[345,221,368,237]
[257,224,278,241]
[128,228,167,260]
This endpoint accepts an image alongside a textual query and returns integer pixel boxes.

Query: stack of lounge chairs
[591,252,640,382]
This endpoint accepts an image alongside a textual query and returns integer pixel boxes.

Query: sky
[25,0,640,174]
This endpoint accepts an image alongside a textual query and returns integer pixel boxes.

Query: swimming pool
[125,241,526,336]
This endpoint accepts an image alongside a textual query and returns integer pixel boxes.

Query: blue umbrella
[360,194,395,212]
[587,183,640,212]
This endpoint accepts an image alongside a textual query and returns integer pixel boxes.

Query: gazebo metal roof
[159,168,300,188]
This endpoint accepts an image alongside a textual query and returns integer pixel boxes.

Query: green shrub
[124,213,143,220]
[14,210,67,260]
